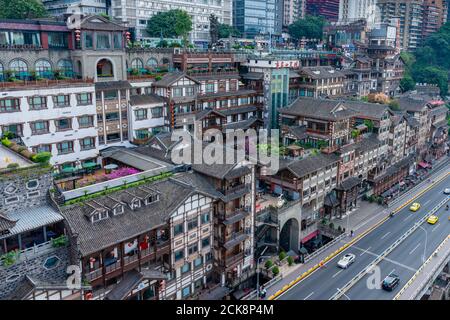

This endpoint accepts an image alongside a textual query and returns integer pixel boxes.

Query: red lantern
[75,29,81,42]
[85,292,93,300]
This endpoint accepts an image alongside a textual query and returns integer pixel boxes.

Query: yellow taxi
[409,202,421,212]
[427,215,439,225]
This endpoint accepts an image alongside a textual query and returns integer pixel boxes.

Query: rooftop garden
[1,133,52,168]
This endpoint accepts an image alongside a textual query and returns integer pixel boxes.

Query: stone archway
[96,58,114,79]
[279,218,300,253]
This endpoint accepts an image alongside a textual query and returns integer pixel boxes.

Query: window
[11,32,40,46]
[134,109,147,120]
[173,224,184,236]
[2,124,23,137]
[55,118,72,131]
[201,237,210,248]
[229,80,237,91]
[0,99,20,113]
[205,83,214,93]
[5,196,19,204]
[151,107,163,118]
[35,60,52,78]
[135,129,150,140]
[26,179,39,190]
[113,33,122,49]
[174,249,184,261]
[201,212,210,224]
[30,121,49,135]
[182,286,190,297]
[194,257,202,268]
[48,32,67,48]
[105,112,119,121]
[113,205,124,215]
[28,96,47,110]
[53,95,70,108]
[188,217,198,230]
[32,144,51,154]
[57,60,73,77]
[186,86,194,96]
[9,59,28,79]
[131,58,143,70]
[80,137,95,150]
[77,93,92,105]
[84,32,94,49]
[181,263,190,274]
[96,33,111,49]
[57,141,74,155]
[78,115,94,128]
[188,244,198,255]
[172,88,182,97]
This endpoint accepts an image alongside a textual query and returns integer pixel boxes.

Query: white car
[444,188,450,195]
[337,253,356,269]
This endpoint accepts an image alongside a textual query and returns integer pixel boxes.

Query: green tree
[146,9,192,45]
[218,24,241,39]
[400,74,416,92]
[389,100,400,111]
[0,0,47,19]
[209,14,219,45]
[288,15,326,42]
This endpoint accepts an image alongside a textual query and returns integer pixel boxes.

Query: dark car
[382,274,400,291]
[172,164,192,173]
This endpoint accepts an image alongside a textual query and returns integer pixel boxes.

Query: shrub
[264,260,273,269]
[329,222,334,230]
[1,138,11,147]
[17,146,26,152]
[155,75,162,81]
[51,235,68,248]
[2,131,14,139]
[10,143,21,153]
[6,163,19,169]
[272,266,280,276]
[32,152,52,163]
[337,225,342,232]
[287,256,294,266]
[279,251,287,261]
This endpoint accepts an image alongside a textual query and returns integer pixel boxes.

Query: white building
[338,0,378,28]
[42,0,109,16]
[110,0,233,47]
[129,94,167,140]
[0,83,99,167]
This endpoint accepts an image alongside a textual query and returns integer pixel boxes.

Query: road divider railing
[268,170,450,300]
[329,196,450,300]
[394,235,450,300]
[241,274,282,300]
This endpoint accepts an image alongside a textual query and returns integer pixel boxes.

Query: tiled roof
[336,177,361,191]
[129,94,165,106]
[280,98,356,121]
[285,125,308,140]
[222,117,258,131]
[0,213,17,233]
[397,96,428,112]
[95,81,132,91]
[197,89,257,99]
[60,178,204,256]
[344,100,390,120]
[0,206,63,240]
[152,72,199,87]
[195,108,226,120]
[218,105,258,116]
[285,153,340,178]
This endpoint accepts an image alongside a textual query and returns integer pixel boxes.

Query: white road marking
[360,246,372,256]
[332,270,343,278]
[403,215,413,222]
[389,268,396,275]
[381,231,391,240]
[303,292,314,300]
[409,243,421,255]
[423,200,431,206]
[351,245,418,272]
[431,224,441,233]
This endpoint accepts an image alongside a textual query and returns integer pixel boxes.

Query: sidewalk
[262,161,450,300]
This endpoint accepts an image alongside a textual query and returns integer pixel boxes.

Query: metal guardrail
[241,274,283,300]
[330,196,450,300]
[394,235,450,300]
[303,233,347,264]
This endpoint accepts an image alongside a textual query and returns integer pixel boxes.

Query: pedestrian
[350,230,354,237]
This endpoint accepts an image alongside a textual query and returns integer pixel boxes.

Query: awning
[0,206,64,239]
[104,270,144,300]
[301,230,319,244]
[418,162,430,169]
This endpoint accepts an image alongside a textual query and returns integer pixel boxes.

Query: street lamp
[256,255,271,300]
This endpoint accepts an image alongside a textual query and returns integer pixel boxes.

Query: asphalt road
[278,173,450,300]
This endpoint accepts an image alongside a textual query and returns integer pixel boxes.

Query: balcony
[222,252,244,268]
[123,254,139,266]
[218,230,248,250]
[0,77,93,89]
[140,246,155,258]
[105,260,121,274]
[217,207,251,225]
[85,268,103,282]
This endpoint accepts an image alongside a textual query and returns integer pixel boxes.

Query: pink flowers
[106,167,140,179]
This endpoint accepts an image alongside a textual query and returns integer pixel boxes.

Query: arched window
[57,59,73,77]
[9,59,28,79]
[147,58,158,70]
[131,58,143,70]
[97,59,114,78]
[35,59,52,78]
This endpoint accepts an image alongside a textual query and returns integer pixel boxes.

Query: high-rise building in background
[283,0,306,27]
[339,0,378,28]
[42,0,110,16]
[109,0,232,47]
[377,0,447,51]
[233,0,283,38]
[305,0,340,21]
